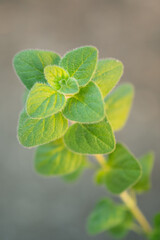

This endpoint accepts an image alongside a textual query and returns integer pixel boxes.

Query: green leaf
[62,82,104,123]
[26,83,66,119]
[64,117,115,154]
[44,65,69,90]
[104,143,142,194]
[60,46,98,86]
[92,59,123,97]
[59,77,79,95]
[13,50,60,89]
[109,209,133,238]
[44,65,79,95]
[62,165,85,182]
[105,83,134,131]
[18,110,68,147]
[95,169,107,185]
[87,198,125,235]
[133,152,154,193]
[35,138,86,176]
[154,213,160,228]
[150,231,160,240]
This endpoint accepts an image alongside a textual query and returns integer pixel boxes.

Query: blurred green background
[0,0,160,239]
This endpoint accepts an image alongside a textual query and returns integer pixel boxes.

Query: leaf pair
[13,47,98,90]
[87,198,133,238]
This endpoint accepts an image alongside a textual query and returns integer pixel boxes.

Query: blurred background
[0,0,160,239]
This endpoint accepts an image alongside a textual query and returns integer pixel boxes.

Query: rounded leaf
[60,46,98,86]
[18,110,68,147]
[26,83,66,118]
[92,59,123,97]
[35,138,86,176]
[87,199,125,235]
[63,82,105,123]
[105,83,134,131]
[105,143,142,194]
[64,118,115,154]
[13,50,60,89]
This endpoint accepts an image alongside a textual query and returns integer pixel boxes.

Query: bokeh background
[0,0,160,239]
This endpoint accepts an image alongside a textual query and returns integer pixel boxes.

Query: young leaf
[26,83,66,118]
[87,198,125,235]
[105,83,134,131]
[35,138,86,176]
[92,59,123,97]
[64,117,115,154]
[44,65,69,90]
[104,143,141,194]
[59,77,79,95]
[13,50,60,89]
[133,152,154,193]
[62,82,104,123]
[60,46,98,86]
[18,110,68,147]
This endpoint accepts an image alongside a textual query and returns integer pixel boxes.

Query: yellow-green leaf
[35,139,86,176]
[60,46,98,86]
[105,83,134,131]
[26,83,66,118]
[92,59,123,97]
[18,110,68,147]
[13,50,60,89]
[44,65,69,90]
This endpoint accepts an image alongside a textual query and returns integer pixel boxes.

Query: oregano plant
[13,46,159,240]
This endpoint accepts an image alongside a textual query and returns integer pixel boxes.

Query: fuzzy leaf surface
[104,143,141,194]
[35,139,86,176]
[63,82,104,123]
[18,110,68,147]
[26,83,66,118]
[60,46,98,86]
[59,77,79,95]
[13,50,60,89]
[133,152,154,193]
[87,199,125,235]
[44,65,69,90]
[105,83,134,131]
[64,118,115,154]
[92,59,123,97]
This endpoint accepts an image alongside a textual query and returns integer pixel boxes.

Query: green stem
[120,191,152,234]
[95,154,152,235]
